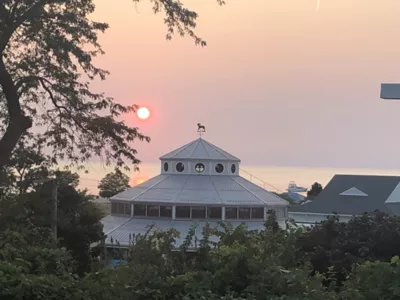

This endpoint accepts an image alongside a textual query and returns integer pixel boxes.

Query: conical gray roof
[160,138,240,162]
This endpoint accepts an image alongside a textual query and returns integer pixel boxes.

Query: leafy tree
[0,165,15,195]
[0,182,104,276]
[30,184,105,275]
[6,136,51,193]
[87,215,335,300]
[297,212,400,286]
[1,137,80,193]
[307,182,323,199]
[54,169,80,188]
[0,219,81,299]
[0,0,226,169]
[340,259,400,300]
[98,170,130,198]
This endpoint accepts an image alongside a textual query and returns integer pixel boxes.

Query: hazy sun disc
[137,107,150,120]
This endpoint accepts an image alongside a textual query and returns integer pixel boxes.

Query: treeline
[1,195,400,300]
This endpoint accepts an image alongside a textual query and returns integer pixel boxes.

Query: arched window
[163,162,169,172]
[231,164,236,174]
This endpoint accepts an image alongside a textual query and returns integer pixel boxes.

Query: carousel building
[101,135,289,253]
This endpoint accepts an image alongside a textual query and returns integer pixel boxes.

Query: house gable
[339,187,368,197]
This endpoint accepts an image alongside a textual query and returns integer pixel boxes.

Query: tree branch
[0,4,8,18]
[0,57,32,167]
[35,76,90,135]
[0,0,47,52]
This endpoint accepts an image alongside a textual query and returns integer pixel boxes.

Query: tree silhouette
[98,170,130,198]
[0,0,225,168]
[307,182,323,199]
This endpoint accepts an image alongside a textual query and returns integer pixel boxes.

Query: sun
[137,107,150,120]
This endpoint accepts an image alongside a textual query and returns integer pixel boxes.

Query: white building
[101,137,289,252]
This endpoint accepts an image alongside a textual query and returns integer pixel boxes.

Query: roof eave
[159,156,241,162]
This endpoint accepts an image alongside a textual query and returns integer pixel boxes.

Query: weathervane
[197,123,206,137]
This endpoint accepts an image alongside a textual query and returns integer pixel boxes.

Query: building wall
[288,211,353,225]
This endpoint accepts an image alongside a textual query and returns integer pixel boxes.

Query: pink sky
[89,0,400,169]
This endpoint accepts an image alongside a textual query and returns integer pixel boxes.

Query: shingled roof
[160,138,240,162]
[289,174,400,215]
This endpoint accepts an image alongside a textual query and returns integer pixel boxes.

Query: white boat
[287,181,308,193]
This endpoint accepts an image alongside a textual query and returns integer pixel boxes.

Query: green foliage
[5,135,51,193]
[0,183,104,276]
[0,222,80,300]
[32,184,105,276]
[54,169,80,188]
[98,170,130,198]
[1,136,80,194]
[3,202,400,299]
[340,261,400,300]
[297,212,400,285]
[306,182,323,199]
[88,216,334,300]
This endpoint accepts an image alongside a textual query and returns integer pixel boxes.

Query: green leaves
[98,170,130,198]
[4,204,400,299]
[391,255,400,265]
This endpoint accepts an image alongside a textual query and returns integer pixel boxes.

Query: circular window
[215,163,224,173]
[231,164,236,174]
[163,162,169,172]
[195,163,205,173]
[176,162,185,172]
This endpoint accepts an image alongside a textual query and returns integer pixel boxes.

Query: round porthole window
[195,163,205,173]
[215,163,224,173]
[163,162,169,172]
[176,162,185,172]
[231,164,236,174]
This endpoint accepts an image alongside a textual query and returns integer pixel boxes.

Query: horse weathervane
[197,123,206,137]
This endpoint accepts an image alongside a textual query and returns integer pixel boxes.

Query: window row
[111,202,131,215]
[163,162,237,174]
[225,207,264,220]
[111,203,265,220]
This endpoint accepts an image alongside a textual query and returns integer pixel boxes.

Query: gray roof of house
[160,138,240,162]
[110,174,288,207]
[101,215,286,248]
[289,174,400,215]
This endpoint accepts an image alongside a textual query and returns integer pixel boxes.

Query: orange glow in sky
[132,177,147,186]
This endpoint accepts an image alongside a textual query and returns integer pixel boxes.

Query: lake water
[77,163,400,194]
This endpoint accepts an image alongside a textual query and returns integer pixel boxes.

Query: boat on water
[287,181,307,193]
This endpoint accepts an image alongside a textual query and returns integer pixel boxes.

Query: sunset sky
[90,0,400,169]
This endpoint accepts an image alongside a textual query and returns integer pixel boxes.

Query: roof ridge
[335,174,400,178]
[189,139,202,158]
[231,176,288,206]
[200,139,212,158]
[202,139,239,160]
[161,139,198,159]
[160,138,240,161]
[130,175,171,201]
[229,176,266,205]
